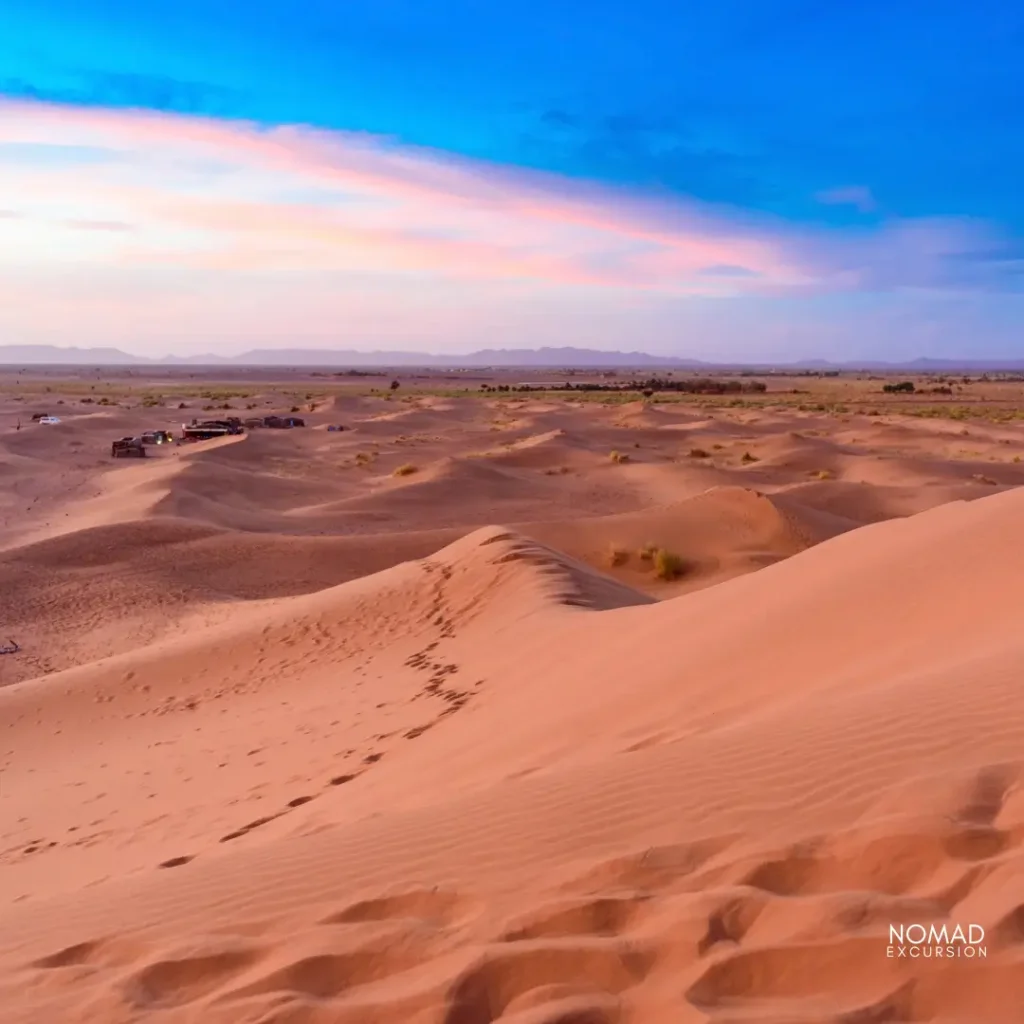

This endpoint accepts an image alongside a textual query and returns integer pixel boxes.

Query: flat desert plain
[2,368,1024,1023]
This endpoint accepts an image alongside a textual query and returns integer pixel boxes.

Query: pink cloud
[0,98,1016,327]
[0,98,808,291]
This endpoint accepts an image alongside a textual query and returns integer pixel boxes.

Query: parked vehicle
[37,416,61,425]
[180,418,244,440]
[141,430,174,444]
[111,436,147,458]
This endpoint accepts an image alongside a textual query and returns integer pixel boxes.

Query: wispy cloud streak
[3,98,1019,296]
[0,98,1022,358]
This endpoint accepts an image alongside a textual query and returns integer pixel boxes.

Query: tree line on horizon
[479,377,769,395]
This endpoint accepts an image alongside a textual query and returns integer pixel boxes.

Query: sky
[1,0,1023,361]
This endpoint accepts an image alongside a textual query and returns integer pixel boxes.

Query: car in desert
[111,436,147,458]
[180,418,245,440]
[140,430,174,444]
[36,415,61,425]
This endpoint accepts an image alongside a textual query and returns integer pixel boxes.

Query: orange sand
[1,391,1023,1023]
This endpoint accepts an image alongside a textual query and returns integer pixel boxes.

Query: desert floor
[1,369,1024,1023]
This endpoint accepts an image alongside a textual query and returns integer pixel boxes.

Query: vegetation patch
[653,548,688,581]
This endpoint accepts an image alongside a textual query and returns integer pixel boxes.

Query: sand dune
[525,485,860,591]
[2,389,1023,1023]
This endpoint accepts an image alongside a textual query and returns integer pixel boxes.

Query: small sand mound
[527,485,858,593]
[612,401,675,429]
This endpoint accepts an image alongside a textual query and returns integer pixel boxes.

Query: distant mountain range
[0,345,690,367]
[1,344,1024,371]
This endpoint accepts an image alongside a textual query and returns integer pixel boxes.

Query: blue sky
[1,0,1023,359]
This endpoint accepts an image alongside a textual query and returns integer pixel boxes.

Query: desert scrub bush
[741,451,759,463]
[544,465,571,475]
[689,447,710,458]
[638,543,657,562]
[811,469,834,480]
[607,545,629,568]
[609,449,630,463]
[199,388,252,400]
[653,548,687,581]
[393,463,418,477]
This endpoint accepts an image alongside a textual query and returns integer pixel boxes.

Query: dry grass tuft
[653,548,688,581]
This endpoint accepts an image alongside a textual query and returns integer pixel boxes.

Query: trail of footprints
[402,560,482,731]
[158,561,480,871]
[27,764,1024,1022]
